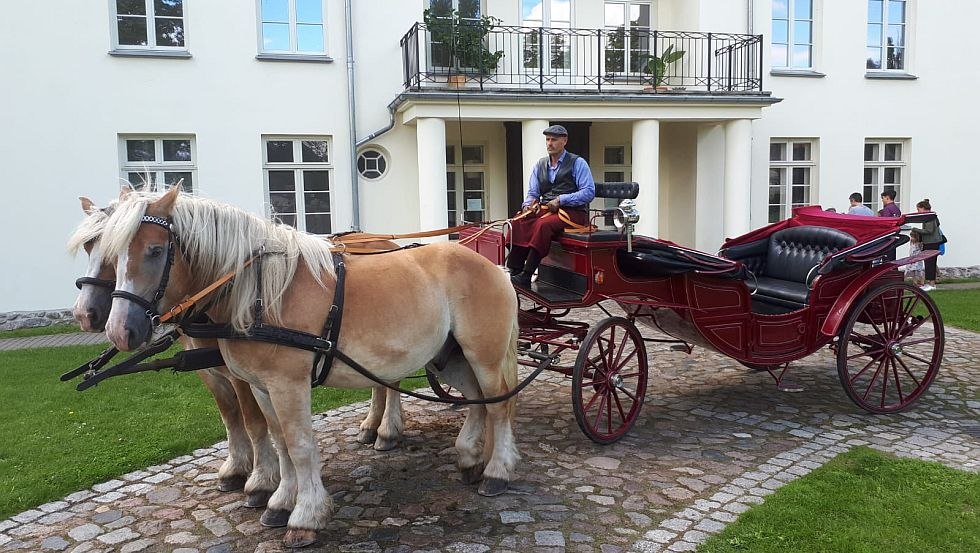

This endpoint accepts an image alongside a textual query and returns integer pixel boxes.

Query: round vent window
[357,148,388,180]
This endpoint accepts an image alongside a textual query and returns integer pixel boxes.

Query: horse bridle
[109,215,179,327]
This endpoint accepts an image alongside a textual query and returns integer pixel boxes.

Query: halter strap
[110,215,178,327]
[75,276,115,290]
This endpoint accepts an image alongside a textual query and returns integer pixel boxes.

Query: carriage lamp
[613,199,640,252]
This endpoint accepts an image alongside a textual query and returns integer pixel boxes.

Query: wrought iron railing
[401,23,763,93]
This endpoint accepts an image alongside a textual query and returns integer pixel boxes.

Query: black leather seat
[751,226,856,308]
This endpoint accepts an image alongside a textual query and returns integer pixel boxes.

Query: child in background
[906,233,925,287]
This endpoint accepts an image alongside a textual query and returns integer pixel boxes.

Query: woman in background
[910,199,943,291]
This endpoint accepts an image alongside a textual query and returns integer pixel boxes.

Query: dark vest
[536,152,581,205]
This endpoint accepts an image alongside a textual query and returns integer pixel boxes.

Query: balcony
[400,23,764,95]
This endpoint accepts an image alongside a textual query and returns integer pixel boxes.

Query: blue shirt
[847,204,875,216]
[523,151,596,208]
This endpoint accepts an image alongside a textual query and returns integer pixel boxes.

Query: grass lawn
[929,289,980,332]
[0,344,428,520]
[699,447,980,553]
[0,323,81,339]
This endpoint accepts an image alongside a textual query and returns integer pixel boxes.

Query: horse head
[104,185,194,351]
[69,197,117,332]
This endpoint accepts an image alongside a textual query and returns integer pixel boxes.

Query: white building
[0,0,974,313]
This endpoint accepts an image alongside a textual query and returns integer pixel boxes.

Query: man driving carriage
[506,125,596,286]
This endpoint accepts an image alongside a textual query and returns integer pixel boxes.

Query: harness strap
[311,252,347,387]
[158,257,257,325]
[75,276,115,290]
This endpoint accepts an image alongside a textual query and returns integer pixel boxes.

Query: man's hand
[546,198,560,213]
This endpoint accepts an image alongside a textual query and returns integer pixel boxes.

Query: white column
[416,117,448,242]
[631,119,660,238]
[521,120,549,200]
[724,118,753,239]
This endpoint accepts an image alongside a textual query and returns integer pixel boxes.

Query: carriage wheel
[836,282,944,414]
[572,317,648,444]
[426,371,465,401]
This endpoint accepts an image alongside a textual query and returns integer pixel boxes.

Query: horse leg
[434,354,487,484]
[373,384,404,451]
[466,322,521,497]
[250,387,297,529]
[265,384,332,548]
[233,379,280,509]
[356,387,385,445]
[195,368,251,492]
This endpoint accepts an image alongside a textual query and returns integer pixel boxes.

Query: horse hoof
[283,528,318,548]
[373,437,399,451]
[459,463,485,485]
[356,428,378,445]
[260,508,292,528]
[217,474,248,492]
[244,490,273,508]
[478,477,509,497]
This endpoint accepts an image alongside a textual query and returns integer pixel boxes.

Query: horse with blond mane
[99,185,520,548]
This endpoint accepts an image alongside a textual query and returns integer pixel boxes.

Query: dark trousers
[923,242,940,281]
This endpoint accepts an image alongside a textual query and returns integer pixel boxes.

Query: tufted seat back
[765,226,857,283]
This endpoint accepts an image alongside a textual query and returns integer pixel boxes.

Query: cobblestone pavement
[2,309,978,553]
[0,332,107,352]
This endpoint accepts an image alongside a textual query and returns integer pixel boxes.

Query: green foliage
[644,44,686,87]
[423,6,504,75]
[0,323,81,339]
[699,447,980,553]
[0,344,426,519]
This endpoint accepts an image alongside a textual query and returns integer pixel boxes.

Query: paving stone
[11,510,43,524]
[91,480,124,493]
[68,524,103,541]
[41,536,70,551]
[119,539,157,553]
[500,511,533,524]
[643,529,676,544]
[96,528,140,545]
[535,531,565,547]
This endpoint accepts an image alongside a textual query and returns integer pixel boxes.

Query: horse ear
[119,185,133,200]
[152,183,181,215]
[79,196,96,214]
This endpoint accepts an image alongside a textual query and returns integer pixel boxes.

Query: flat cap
[543,124,568,137]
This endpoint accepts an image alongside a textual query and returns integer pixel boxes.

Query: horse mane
[101,191,336,332]
[67,202,117,255]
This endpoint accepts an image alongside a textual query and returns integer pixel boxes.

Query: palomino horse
[68,197,281,506]
[99,186,520,548]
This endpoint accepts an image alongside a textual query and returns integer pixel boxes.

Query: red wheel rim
[837,283,943,414]
[573,317,648,444]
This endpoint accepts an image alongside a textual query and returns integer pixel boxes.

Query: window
[768,140,816,223]
[599,145,630,227]
[357,148,388,180]
[604,1,654,74]
[772,0,813,69]
[120,136,195,193]
[446,144,487,236]
[522,0,572,74]
[864,140,906,212]
[867,0,906,70]
[112,0,186,50]
[263,137,332,234]
[259,0,326,54]
[427,0,484,70]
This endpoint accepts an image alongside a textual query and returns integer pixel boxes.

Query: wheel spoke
[890,357,905,404]
[877,295,893,338]
[592,390,609,431]
[879,356,891,408]
[582,386,603,412]
[612,328,630,372]
[903,352,935,366]
[861,357,887,401]
[612,347,639,373]
[849,353,882,384]
[612,388,628,424]
[617,371,642,379]
[849,331,885,348]
[866,312,888,344]
[617,386,638,402]
[898,337,937,348]
[606,389,614,435]
[894,356,922,388]
[847,346,885,361]
[899,293,922,327]
[898,313,933,339]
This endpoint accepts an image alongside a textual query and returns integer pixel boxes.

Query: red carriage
[460,182,944,444]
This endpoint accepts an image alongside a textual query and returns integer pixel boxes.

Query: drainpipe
[345,0,360,230]
[747,0,754,34]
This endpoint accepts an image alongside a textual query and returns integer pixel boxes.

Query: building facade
[0,0,974,313]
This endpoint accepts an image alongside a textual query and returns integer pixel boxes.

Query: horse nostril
[126,328,137,349]
[87,308,99,323]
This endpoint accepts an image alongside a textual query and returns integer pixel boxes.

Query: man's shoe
[510,272,532,287]
[920,284,936,291]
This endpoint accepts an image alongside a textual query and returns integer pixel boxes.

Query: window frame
[256,0,328,57]
[119,134,197,193]
[109,0,189,53]
[356,147,389,181]
[262,136,334,235]
[863,138,909,213]
[772,0,814,70]
[521,0,574,76]
[446,143,489,237]
[866,0,910,72]
[603,0,656,76]
[768,138,818,223]
[596,144,631,228]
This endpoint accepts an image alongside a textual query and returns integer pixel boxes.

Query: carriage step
[670,344,691,352]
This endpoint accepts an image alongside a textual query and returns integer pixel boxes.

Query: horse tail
[504,315,520,420]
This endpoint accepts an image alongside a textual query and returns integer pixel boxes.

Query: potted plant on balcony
[642,44,686,92]
[423,6,504,86]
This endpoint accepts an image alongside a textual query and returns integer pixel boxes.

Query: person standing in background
[878,189,901,217]
[847,192,875,216]
[910,199,943,291]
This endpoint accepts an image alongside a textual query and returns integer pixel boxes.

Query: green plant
[423,6,504,76]
[644,44,686,87]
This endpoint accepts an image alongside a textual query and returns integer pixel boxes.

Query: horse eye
[148,246,165,259]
